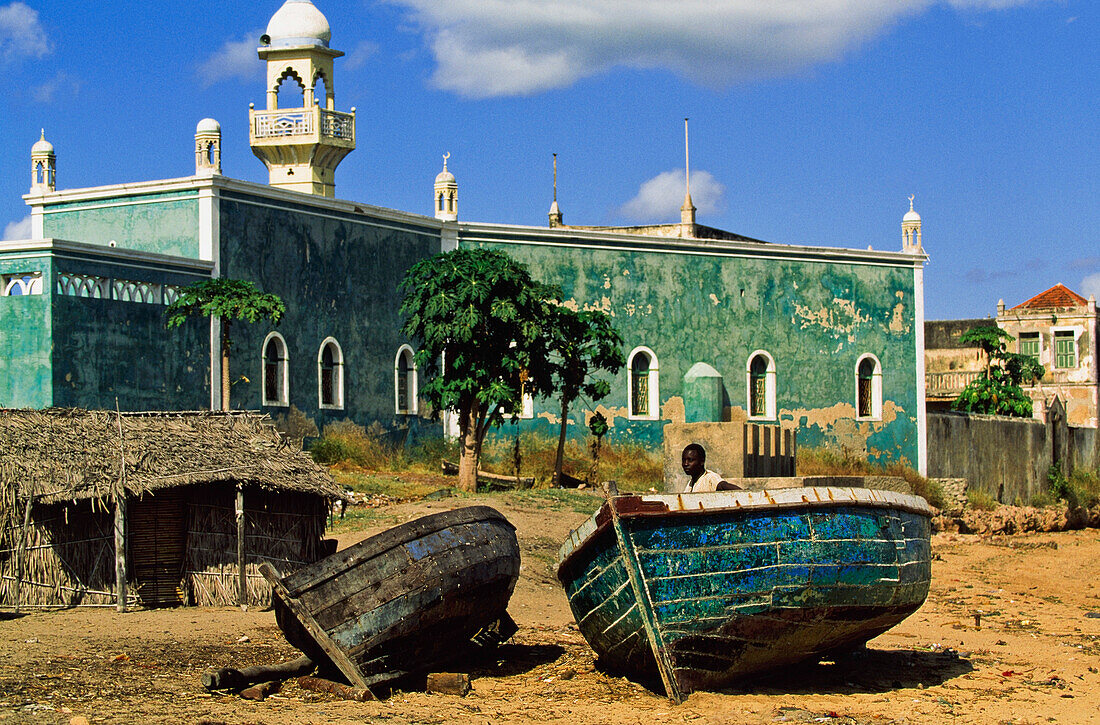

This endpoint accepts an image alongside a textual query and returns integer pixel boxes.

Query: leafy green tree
[953,326,1044,417]
[544,306,624,486]
[400,248,559,492]
[166,279,286,411]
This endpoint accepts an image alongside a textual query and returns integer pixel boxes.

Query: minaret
[194,118,222,176]
[249,0,355,197]
[902,195,923,253]
[434,153,457,221]
[30,130,55,193]
[680,118,696,238]
[548,153,563,227]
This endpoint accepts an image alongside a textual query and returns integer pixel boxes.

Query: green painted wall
[217,192,439,432]
[41,191,200,257]
[0,256,53,408]
[464,234,921,466]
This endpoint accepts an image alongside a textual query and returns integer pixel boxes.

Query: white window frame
[855,353,883,421]
[317,337,344,410]
[746,350,777,421]
[394,345,419,415]
[261,331,290,407]
[627,346,660,421]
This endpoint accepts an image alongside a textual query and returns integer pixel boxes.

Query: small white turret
[549,152,563,227]
[434,153,457,221]
[30,130,55,193]
[195,118,222,176]
[902,195,923,253]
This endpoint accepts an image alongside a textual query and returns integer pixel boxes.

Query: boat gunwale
[555,487,933,577]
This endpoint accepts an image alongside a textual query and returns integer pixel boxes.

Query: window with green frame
[1018,332,1040,360]
[1054,331,1076,368]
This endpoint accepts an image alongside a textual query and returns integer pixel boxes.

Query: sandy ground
[2,490,1100,724]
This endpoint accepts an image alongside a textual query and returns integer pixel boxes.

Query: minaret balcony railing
[250,106,355,144]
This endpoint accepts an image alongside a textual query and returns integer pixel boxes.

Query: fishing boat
[556,487,934,702]
[260,506,520,691]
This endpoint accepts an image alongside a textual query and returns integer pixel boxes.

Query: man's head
[681,443,706,479]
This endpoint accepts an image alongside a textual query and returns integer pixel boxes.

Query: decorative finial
[684,118,691,199]
[909,194,915,210]
[40,129,45,141]
[442,152,450,169]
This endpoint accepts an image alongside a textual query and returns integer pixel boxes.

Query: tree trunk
[457,405,480,493]
[554,398,570,487]
[221,320,231,412]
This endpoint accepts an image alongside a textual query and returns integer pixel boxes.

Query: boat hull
[263,506,520,690]
[557,488,933,700]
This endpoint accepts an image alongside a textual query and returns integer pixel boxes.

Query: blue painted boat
[556,487,934,702]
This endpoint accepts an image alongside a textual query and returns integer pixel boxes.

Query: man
[681,443,741,492]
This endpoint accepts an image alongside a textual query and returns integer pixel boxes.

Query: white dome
[435,169,456,185]
[264,0,331,48]
[31,130,53,155]
[196,118,221,134]
[903,196,920,223]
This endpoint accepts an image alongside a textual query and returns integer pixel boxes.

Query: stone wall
[927,412,1051,505]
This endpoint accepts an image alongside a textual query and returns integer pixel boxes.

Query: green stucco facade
[6,176,924,467]
[461,231,921,466]
[42,191,201,258]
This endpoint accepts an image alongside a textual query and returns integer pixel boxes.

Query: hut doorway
[129,490,187,606]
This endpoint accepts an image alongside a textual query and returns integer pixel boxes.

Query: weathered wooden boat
[556,487,934,702]
[260,506,520,691]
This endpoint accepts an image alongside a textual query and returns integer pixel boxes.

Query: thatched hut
[0,409,344,610]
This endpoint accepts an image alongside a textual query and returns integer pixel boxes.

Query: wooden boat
[556,487,934,702]
[260,506,520,691]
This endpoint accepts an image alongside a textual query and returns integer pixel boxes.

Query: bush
[966,488,998,510]
[1047,464,1100,509]
[308,420,396,469]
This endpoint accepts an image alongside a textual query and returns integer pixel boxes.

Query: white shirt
[687,469,725,493]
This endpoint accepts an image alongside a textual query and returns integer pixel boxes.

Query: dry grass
[797,446,945,508]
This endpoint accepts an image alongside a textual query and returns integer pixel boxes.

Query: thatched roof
[0,409,344,505]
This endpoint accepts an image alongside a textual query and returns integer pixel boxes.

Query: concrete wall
[662,421,796,492]
[1069,426,1100,473]
[927,412,1051,504]
[0,256,52,408]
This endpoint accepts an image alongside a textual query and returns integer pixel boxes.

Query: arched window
[261,332,289,407]
[395,345,418,415]
[318,338,344,409]
[746,351,776,420]
[627,346,659,420]
[856,354,882,420]
[437,193,445,212]
[275,70,304,109]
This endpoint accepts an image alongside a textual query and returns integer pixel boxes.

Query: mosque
[0,0,929,471]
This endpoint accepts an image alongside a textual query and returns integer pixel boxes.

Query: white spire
[549,152,563,227]
[680,117,695,236]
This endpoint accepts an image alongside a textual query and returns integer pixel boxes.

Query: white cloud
[1082,273,1100,301]
[2,215,31,241]
[621,169,724,222]
[197,31,264,87]
[345,40,380,71]
[0,1,50,62]
[387,0,1053,98]
[32,70,78,103]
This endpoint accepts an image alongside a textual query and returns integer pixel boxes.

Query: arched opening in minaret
[275,70,305,110]
[313,73,329,109]
[33,161,44,185]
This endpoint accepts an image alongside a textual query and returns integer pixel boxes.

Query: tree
[544,306,624,486]
[166,278,286,411]
[952,326,1044,417]
[400,248,559,492]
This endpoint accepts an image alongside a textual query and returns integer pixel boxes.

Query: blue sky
[1,0,1095,320]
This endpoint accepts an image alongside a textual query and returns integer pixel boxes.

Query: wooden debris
[240,679,282,701]
[426,672,470,696]
[297,675,375,701]
[202,654,315,691]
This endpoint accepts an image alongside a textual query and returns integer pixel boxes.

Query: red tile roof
[1011,283,1089,310]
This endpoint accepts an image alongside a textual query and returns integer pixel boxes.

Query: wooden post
[14,497,32,614]
[114,494,127,612]
[237,486,247,611]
